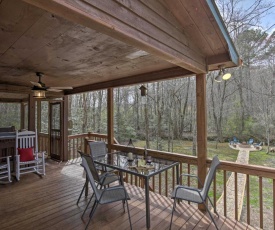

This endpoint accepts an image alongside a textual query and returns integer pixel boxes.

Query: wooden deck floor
[0,159,254,230]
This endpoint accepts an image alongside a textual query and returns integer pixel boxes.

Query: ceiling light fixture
[32,88,46,98]
[214,65,232,82]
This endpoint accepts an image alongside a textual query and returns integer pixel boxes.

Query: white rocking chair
[0,156,12,183]
[15,130,46,181]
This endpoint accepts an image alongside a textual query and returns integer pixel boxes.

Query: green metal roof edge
[206,0,240,66]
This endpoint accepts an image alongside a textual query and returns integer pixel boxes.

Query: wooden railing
[38,133,49,154]
[40,132,275,229]
[68,132,119,159]
[111,143,275,230]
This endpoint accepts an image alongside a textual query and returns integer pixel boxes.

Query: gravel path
[216,148,250,220]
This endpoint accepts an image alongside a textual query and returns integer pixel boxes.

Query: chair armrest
[179,173,203,187]
[174,185,201,197]
[99,185,128,201]
[0,156,11,160]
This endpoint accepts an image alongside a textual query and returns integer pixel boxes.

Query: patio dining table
[93,152,179,229]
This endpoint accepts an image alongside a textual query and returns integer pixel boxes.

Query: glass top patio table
[93,151,179,229]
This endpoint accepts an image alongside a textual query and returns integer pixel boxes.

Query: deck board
[0,159,255,230]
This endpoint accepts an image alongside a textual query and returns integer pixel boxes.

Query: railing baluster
[172,166,175,190]
[165,170,168,197]
[235,172,238,220]
[246,174,250,225]
[159,173,162,195]
[273,179,275,230]
[152,175,155,192]
[223,170,227,217]
[187,163,191,204]
[259,176,263,229]
[213,173,216,211]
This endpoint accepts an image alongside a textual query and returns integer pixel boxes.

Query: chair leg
[77,181,87,205]
[125,199,132,230]
[82,193,95,218]
[85,201,98,230]
[169,198,177,230]
[203,201,219,230]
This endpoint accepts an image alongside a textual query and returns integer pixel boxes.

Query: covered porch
[1,0,269,229]
[0,159,252,230]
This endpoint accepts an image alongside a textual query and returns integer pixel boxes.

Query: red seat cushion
[18,148,35,161]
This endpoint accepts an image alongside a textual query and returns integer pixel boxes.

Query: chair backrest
[80,154,101,200]
[78,151,101,182]
[15,130,38,154]
[201,156,220,200]
[89,141,107,158]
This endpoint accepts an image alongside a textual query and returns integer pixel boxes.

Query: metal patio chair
[170,155,220,230]
[80,154,132,230]
[15,129,46,181]
[88,141,114,172]
[76,151,120,216]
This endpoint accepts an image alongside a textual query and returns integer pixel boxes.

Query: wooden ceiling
[0,0,239,101]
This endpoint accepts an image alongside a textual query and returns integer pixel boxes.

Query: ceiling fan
[31,72,73,93]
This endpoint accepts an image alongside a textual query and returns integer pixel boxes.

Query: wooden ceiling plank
[23,0,207,73]
[65,67,194,95]
[0,13,74,69]
[114,0,188,47]
[180,0,226,53]
[0,0,44,54]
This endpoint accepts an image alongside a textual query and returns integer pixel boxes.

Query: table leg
[145,177,150,229]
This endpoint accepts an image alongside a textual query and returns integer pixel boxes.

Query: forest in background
[0,0,274,154]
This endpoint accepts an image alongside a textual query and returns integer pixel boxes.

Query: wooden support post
[107,88,114,153]
[196,73,207,211]
[20,102,25,130]
[37,100,41,133]
[62,95,69,161]
[28,95,35,131]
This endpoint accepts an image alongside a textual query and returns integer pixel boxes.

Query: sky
[240,0,275,33]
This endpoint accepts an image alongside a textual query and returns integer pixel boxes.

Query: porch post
[196,73,207,210]
[28,94,35,131]
[62,95,69,161]
[107,88,114,153]
[20,102,25,130]
[37,100,41,133]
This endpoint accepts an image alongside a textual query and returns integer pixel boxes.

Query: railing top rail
[112,143,275,179]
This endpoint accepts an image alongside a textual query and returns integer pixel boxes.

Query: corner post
[196,73,207,210]
[107,88,114,153]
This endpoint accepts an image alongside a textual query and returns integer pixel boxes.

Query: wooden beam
[0,98,23,103]
[28,94,35,131]
[23,0,207,73]
[196,73,207,211]
[66,67,193,95]
[0,84,64,97]
[107,88,114,153]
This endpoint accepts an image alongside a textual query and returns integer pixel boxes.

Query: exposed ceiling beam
[0,98,24,103]
[23,0,207,74]
[65,67,193,95]
[0,84,64,97]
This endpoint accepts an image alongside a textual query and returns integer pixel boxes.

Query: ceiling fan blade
[47,88,63,92]
[30,81,42,88]
[49,86,73,90]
